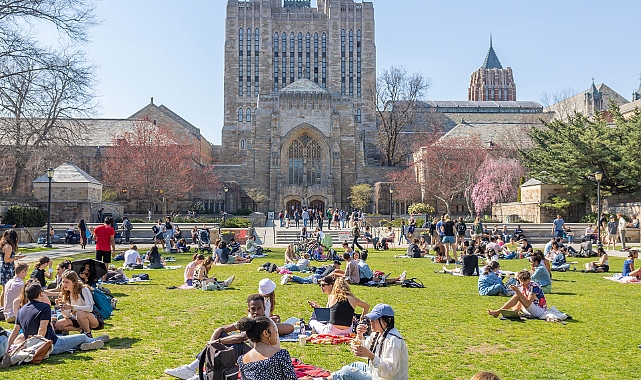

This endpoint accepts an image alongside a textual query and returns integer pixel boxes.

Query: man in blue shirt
[552,215,565,239]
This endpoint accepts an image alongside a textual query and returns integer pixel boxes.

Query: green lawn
[2,249,639,379]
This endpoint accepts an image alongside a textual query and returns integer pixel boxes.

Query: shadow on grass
[551,278,575,282]
[550,291,577,296]
[107,337,141,350]
[109,292,130,298]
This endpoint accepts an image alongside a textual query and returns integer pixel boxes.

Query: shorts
[607,233,617,241]
[442,236,456,244]
[555,230,564,238]
[522,303,546,319]
[96,250,111,263]
[226,256,236,264]
[186,279,193,287]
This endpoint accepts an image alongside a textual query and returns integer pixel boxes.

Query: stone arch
[281,124,330,187]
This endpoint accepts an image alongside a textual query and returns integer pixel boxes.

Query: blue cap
[365,304,394,320]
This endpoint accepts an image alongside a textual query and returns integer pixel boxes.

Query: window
[238,108,244,122]
[298,32,303,78]
[349,30,354,96]
[357,108,362,123]
[246,28,251,96]
[254,29,259,96]
[305,32,310,79]
[341,30,345,95]
[322,32,327,87]
[246,108,251,122]
[240,139,246,150]
[273,32,279,91]
[288,135,322,186]
[282,32,287,87]
[239,28,244,97]
[290,32,295,84]
[357,29,361,97]
[313,32,319,83]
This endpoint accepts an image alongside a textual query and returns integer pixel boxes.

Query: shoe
[96,334,110,342]
[84,332,93,339]
[398,271,407,282]
[186,375,199,380]
[281,274,290,285]
[80,339,104,351]
[257,266,266,271]
[164,365,197,380]
[312,276,319,284]
[222,275,235,288]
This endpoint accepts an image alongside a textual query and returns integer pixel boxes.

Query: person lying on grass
[281,260,343,285]
[487,270,548,319]
[307,277,369,336]
[300,303,409,380]
[278,253,311,273]
[236,316,297,380]
[582,247,609,273]
[163,294,294,380]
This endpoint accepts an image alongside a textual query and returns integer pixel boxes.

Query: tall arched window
[321,32,327,87]
[238,108,244,122]
[297,32,303,79]
[239,28,244,97]
[240,139,246,150]
[273,32,279,91]
[254,29,260,96]
[305,32,311,79]
[246,28,252,96]
[357,29,362,97]
[357,108,362,123]
[290,32,295,84]
[288,135,322,186]
[341,29,346,95]
[246,108,251,122]
[281,32,287,87]
[349,29,354,96]
[313,32,319,83]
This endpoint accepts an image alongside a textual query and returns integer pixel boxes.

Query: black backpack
[410,244,422,258]
[401,278,425,288]
[456,223,466,234]
[198,342,239,380]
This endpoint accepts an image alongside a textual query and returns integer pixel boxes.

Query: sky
[58,0,641,144]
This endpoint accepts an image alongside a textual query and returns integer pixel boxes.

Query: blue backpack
[92,288,113,319]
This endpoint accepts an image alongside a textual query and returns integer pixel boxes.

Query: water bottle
[299,319,305,336]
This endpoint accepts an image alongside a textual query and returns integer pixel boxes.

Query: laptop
[499,309,524,321]
[313,307,331,323]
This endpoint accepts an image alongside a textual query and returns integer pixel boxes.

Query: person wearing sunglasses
[307,277,369,336]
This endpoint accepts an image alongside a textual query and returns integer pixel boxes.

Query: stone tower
[633,73,641,101]
[468,36,516,101]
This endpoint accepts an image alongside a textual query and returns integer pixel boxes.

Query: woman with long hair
[78,218,88,249]
[236,316,297,379]
[307,276,369,336]
[55,270,102,337]
[30,255,53,287]
[284,243,298,264]
[0,229,25,306]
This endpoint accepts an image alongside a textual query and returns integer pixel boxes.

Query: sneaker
[503,290,516,297]
[222,275,235,288]
[281,274,290,285]
[398,271,407,282]
[257,266,266,271]
[312,276,319,284]
[84,332,93,339]
[164,365,197,380]
[96,334,110,343]
[186,374,199,380]
[0,353,11,369]
[80,339,104,351]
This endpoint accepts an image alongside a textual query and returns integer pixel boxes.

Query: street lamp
[223,186,229,223]
[45,167,55,248]
[389,188,394,222]
[595,171,603,247]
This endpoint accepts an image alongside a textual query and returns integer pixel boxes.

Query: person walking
[552,215,565,240]
[122,216,133,244]
[618,213,628,251]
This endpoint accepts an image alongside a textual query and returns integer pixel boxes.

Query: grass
[17,246,56,255]
[2,248,640,379]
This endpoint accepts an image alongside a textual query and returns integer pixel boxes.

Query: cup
[298,335,307,346]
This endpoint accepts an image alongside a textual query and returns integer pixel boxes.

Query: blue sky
[76,0,641,144]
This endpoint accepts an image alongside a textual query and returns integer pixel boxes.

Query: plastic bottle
[300,319,305,337]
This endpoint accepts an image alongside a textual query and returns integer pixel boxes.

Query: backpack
[409,244,422,258]
[401,278,425,288]
[197,341,239,380]
[152,225,159,234]
[456,223,466,234]
[124,219,133,231]
[92,288,113,320]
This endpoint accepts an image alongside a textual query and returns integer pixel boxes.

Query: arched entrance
[309,199,325,215]
[286,200,302,214]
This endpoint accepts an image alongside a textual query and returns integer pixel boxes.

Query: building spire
[482,36,502,70]
[490,34,492,48]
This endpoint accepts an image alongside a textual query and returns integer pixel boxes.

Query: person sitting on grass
[582,247,609,273]
[164,294,294,380]
[550,248,570,272]
[278,253,311,277]
[406,238,423,258]
[184,253,204,287]
[6,281,107,361]
[123,244,142,268]
[284,243,299,264]
[228,237,243,255]
[487,270,548,319]
[622,250,640,278]
[258,279,280,323]
[214,240,253,265]
[418,236,429,256]
[477,261,512,296]
[176,238,190,253]
[442,247,479,276]
[355,251,406,285]
[146,245,166,269]
[530,256,551,294]
[54,270,103,338]
[193,256,235,289]
[30,255,53,288]
[300,303,409,380]
[236,316,297,380]
[307,277,369,336]
[245,235,258,254]
[2,262,29,323]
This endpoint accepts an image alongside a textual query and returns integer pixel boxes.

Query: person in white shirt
[3,262,29,323]
[618,213,628,250]
[123,244,142,267]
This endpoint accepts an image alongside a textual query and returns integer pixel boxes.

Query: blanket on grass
[291,358,331,378]
[605,275,641,284]
[308,334,355,345]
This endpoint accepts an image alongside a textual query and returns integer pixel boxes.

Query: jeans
[619,230,626,249]
[279,218,284,227]
[480,283,508,296]
[291,275,313,284]
[0,334,8,358]
[284,263,300,271]
[352,236,363,251]
[303,219,308,227]
[51,334,96,355]
[341,219,346,228]
[332,362,372,380]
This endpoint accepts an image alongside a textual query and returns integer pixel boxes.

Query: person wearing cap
[257,278,280,322]
[302,303,409,380]
[606,216,618,251]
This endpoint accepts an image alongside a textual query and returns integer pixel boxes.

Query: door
[310,200,325,215]
[286,200,302,214]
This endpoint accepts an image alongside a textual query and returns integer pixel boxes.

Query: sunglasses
[319,283,331,287]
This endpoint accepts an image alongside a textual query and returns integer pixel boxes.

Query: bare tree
[374,66,430,166]
[540,87,580,121]
[0,51,96,196]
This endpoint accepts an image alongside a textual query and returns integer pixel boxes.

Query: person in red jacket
[94,217,116,280]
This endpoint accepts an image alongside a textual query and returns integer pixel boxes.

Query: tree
[416,137,486,215]
[349,184,373,210]
[374,66,430,166]
[0,52,96,197]
[100,118,219,214]
[386,165,422,204]
[471,157,524,215]
[521,102,641,199]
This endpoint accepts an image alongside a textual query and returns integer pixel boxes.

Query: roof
[620,99,641,115]
[438,121,534,149]
[33,162,101,185]
[279,78,330,94]
[417,100,542,112]
[482,37,503,69]
[521,178,543,187]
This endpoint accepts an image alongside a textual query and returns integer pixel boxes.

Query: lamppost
[389,188,394,222]
[45,167,55,248]
[595,171,602,248]
[223,186,229,223]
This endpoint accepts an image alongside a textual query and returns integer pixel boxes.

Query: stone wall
[33,183,102,202]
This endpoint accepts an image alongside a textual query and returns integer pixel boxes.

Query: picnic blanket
[280,330,311,342]
[123,265,182,270]
[605,275,641,284]
[308,334,355,345]
[291,358,331,378]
